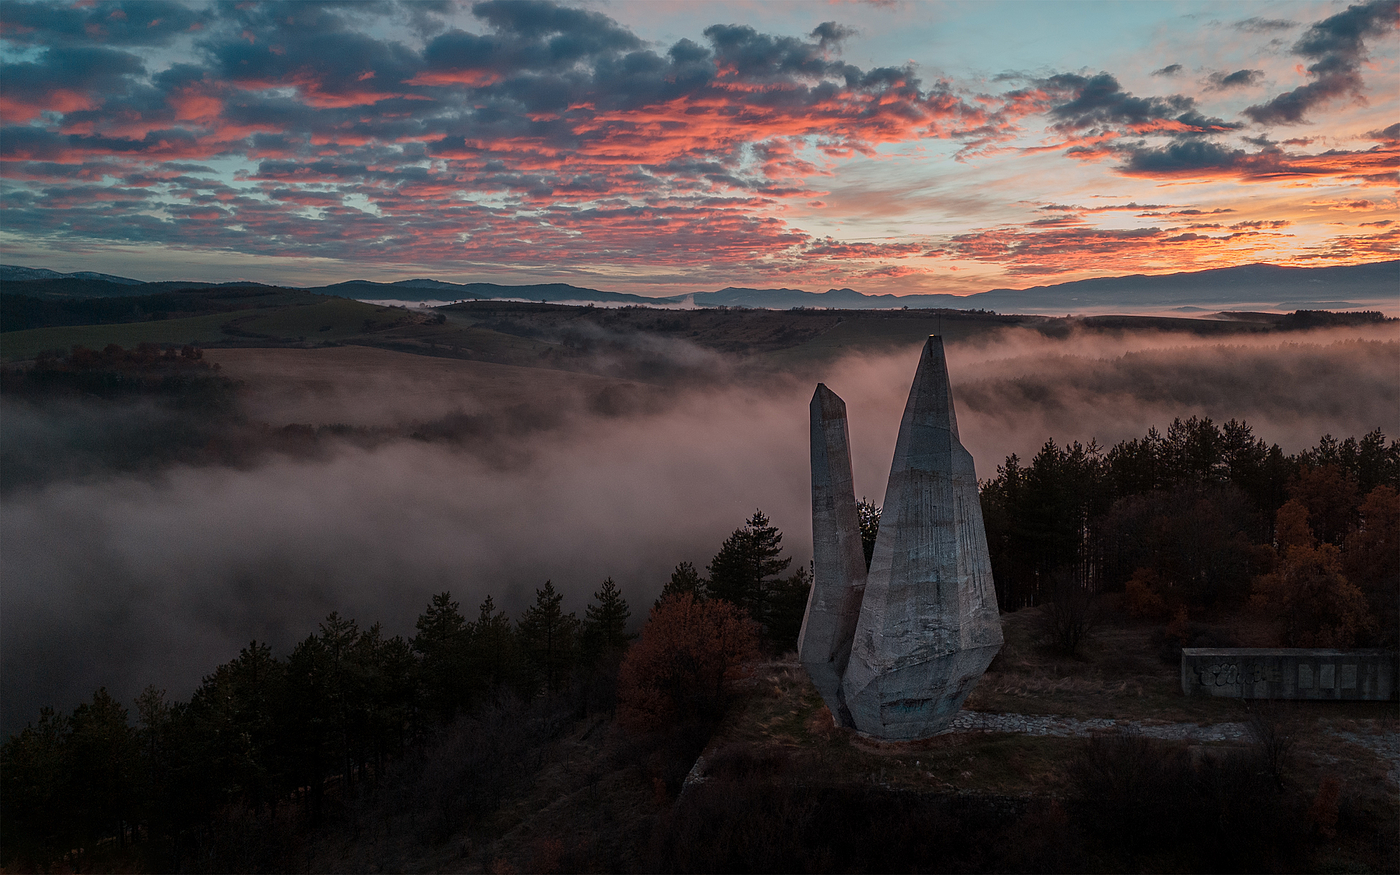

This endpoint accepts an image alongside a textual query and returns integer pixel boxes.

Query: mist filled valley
[3,310,1397,733]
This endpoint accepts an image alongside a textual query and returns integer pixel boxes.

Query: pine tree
[1,706,75,868]
[707,509,791,626]
[581,577,633,663]
[470,595,519,700]
[518,581,579,695]
[656,560,706,607]
[68,688,139,857]
[413,592,471,721]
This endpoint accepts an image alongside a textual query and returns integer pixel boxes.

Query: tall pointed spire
[798,336,1002,740]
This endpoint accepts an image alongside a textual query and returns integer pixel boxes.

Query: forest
[981,417,1399,650]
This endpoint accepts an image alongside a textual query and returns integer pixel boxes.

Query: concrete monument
[798,336,1003,740]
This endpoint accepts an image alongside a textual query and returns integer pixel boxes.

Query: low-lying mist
[2,323,1396,734]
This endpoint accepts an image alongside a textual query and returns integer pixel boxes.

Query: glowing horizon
[1,0,1395,296]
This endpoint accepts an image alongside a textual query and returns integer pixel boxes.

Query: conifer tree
[68,688,139,858]
[470,595,519,700]
[413,592,471,721]
[707,509,791,627]
[656,560,706,607]
[581,577,633,663]
[765,564,813,651]
[1,706,75,868]
[518,581,579,695]
[186,640,284,811]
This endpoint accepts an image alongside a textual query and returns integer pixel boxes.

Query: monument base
[843,642,1001,740]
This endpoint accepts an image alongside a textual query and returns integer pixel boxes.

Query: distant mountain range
[3,261,1396,314]
[1,265,145,285]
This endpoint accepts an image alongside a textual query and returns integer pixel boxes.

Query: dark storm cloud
[1232,17,1296,33]
[472,0,642,56]
[1113,137,1400,185]
[1207,69,1264,90]
[0,125,68,161]
[0,0,210,47]
[0,45,145,121]
[1367,122,1400,144]
[1039,72,1240,134]
[1244,0,1399,125]
[702,22,860,82]
[208,23,423,108]
[811,21,857,49]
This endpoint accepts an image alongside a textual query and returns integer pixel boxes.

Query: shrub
[617,595,759,732]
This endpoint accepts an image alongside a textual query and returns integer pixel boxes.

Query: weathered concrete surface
[1182,648,1397,700]
[797,384,868,728]
[836,337,1004,740]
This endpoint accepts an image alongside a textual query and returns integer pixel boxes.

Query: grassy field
[0,297,416,361]
[719,659,1083,797]
[233,297,414,341]
[965,599,1248,723]
[0,310,257,360]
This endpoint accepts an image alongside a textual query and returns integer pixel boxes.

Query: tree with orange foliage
[1288,464,1361,545]
[616,594,759,732]
[1251,500,1374,647]
[1344,485,1399,646]
[1124,568,1170,620]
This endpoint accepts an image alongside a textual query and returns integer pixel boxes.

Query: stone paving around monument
[944,711,1400,788]
[1328,730,1400,789]
[941,710,1250,742]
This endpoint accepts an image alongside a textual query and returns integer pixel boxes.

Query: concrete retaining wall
[1181,648,1397,700]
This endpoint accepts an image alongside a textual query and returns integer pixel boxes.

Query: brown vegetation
[617,594,759,733]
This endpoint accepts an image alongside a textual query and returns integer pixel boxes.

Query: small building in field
[1181,648,1397,700]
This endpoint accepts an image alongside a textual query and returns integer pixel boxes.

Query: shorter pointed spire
[797,383,867,728]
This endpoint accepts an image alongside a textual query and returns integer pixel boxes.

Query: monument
[797,336,1003,740]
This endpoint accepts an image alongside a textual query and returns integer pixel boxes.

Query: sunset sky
[1,0,1395,295]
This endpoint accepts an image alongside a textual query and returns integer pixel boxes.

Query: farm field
[0,311,252,360]
[0,297,414,361]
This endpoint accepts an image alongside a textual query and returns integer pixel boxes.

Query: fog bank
[3,324,1395,733]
